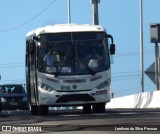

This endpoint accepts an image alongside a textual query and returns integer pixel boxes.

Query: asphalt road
[0,109,160,134]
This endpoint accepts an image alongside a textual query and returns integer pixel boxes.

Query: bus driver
[43,50,58,72]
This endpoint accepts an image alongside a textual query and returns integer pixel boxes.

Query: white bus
[25,24,115,115]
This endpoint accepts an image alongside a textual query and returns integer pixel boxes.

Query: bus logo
[73,85,77,89]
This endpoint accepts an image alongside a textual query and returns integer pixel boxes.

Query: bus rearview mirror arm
[107,34,115,55]
[107,34,114,44]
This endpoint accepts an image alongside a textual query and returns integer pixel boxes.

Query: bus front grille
[56,94,95,103]
[63,79,86,83]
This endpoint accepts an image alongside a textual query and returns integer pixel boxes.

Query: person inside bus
[56,52,66,67]
[0,88,6,94]
[8,88,12,94]
[86,47,102,63]
[64,46,73,66]
[12,86,23,94]
[43,49,58,67]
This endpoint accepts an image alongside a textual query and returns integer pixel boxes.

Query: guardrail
[106,91,160,108]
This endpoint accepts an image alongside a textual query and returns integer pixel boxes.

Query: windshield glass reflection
[37,32,110,75]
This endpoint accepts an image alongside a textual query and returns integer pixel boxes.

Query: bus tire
[83,104,91,114]
[39,105,48,115]
[92,103,106,113]
[31,105,39,115]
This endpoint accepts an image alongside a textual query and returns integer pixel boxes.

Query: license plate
[9,102,18,106]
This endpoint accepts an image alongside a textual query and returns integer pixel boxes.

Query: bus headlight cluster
[1,98,6,102]
[22,97,28,101]
[95,78,111,89]
[38,81,55,92]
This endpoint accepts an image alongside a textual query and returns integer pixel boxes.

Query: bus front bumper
[38,88,111,106]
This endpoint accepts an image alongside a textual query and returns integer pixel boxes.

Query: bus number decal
[61,86,70,90]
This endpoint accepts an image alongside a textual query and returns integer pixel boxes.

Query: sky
[0,0,160,97]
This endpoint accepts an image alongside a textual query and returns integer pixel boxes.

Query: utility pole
[140,0,144,92]
[68,0,71,24]
[90,0,100,25]
[155,42,160,90]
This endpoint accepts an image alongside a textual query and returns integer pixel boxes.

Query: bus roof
[26,24,106,37]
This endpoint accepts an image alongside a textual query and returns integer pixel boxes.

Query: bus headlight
[38,81,55,92]
[22,97,28,101]
[95,78,111,89]
[1,98,6,102]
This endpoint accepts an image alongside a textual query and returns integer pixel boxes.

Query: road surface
[0,109,160,133]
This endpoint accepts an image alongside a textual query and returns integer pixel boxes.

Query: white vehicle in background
[25,24,115,115]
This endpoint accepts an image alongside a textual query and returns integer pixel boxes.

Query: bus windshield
[37,32,110,75]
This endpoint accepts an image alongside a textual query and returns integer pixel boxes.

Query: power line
[113,86,141,92]
[0,62,23,65]
[114,50,153,57]
[0,65,24,68]
[0,63,24,68]
[112,82,154,95]
[0,79,25,84]
[112,70,140,75]
[112,74,140,79]
[0,49,153,68]
[112,74,149,81]
[0,0,57,33]
[112,76,140,81]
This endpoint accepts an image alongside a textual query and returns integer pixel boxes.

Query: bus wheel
[31,105,39,115]
[39,105,48,115]
[83,104,91,114]
[92,103,106,113]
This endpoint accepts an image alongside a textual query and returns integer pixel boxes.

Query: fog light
[96,90,107,95]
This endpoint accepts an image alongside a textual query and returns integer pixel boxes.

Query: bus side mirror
[107,34,116,55]
[110,43,115,55]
